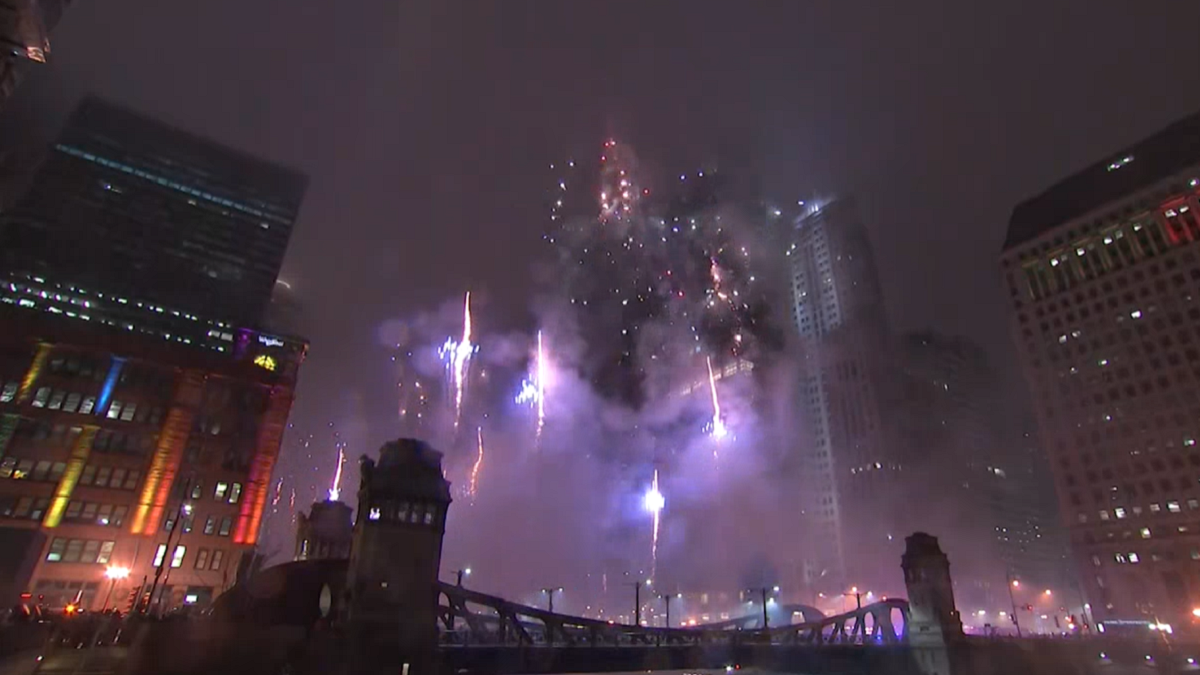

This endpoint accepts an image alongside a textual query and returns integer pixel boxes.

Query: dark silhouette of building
[0,97,308,330]
[0,0,71,109]
[295,499,353,562]
[895,332,1070,611]
[1001,108,1200,624]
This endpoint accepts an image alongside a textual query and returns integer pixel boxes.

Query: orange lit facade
[0,307,305,612]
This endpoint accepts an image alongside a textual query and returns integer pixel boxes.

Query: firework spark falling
[644,469,665,578]
[515,330,548,440]
[328,443,346,501]
[467,426,485,502]
[706,356,728,442]
[270,477,284,508]
[438,291,477,430]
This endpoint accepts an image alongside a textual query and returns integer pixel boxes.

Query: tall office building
[0,0,71,108]
[895,332,1069,609]
[0,97,307,332]
[1001,109,1200,624]
[0,98,309,612]
[786,197,899,590]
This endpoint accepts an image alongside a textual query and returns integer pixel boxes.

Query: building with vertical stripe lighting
[0,97,307,612]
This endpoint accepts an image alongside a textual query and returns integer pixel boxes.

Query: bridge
[436,582,909,647]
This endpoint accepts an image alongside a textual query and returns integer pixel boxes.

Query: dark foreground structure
[22,438,1200,675]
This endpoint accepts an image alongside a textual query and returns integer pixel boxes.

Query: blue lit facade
[0,97,307,328]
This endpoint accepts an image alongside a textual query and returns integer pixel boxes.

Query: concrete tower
[343,438,452,671]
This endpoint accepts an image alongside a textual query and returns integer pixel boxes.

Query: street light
[541,587,563,613]
[102,566,131,611]
[454,568,471,587]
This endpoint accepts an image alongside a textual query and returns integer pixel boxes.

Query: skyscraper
[0,97,307,332]
[0,0,71,109]
[785,197,898,589]
[0,98,309,613]
[894,332,1069,610]
[1001,109,1200,625]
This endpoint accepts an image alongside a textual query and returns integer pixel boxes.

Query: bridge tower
[902,532,963,675]
[343,438,452,673]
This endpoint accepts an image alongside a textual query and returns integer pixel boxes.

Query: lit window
[1099,510,1111,521]
[203,516,216,535]
[170,545,186,568]
[1115,553,1127,563]
[1128,552,1140,564]
[1131,310,1143,320]
[1169,501,1182,513]
[31,387,50,407]
[1141,528,1152,539]
[1151,503,1162,513]
[97,541,114,565]
[46,538,66,562]
[152,544,167,568]
[106,401,122,419]
[210,550,224,570]
[1115,507,1127,519]
[368,507,381,521]
[214,482,228,500]
[218,517,232,537]
[227,483,242,504]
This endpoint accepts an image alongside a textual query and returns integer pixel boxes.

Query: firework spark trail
[270,477,284,508]
[706,356,728,442]
[438,291,477,431]
[328,444,346,501]
[644,469,665,579]
[515,330,549,442]
[467,426,485,502]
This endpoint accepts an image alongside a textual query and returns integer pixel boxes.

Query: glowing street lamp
[102,565,131,611]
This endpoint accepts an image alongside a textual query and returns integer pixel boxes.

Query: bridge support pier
[902,532,964,675]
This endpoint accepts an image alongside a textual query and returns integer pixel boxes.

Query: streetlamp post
[1006,572,1023,638]
[747,586,779,629]
[658,593,679,628]
[101,566,130,612]
[455,568,471,587]
[627,579,650,626]
[844,586,863,611]
[541,587,562,613]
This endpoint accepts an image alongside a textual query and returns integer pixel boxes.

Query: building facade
[785,196,900,590]
[0,97,307,329]
[1001,109,1200,624]
[0,0,70,109]
[0,306,305,611]
[0,97,309,613]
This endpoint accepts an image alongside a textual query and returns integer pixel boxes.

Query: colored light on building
[253,354,277,371]
[95,356,126,416]
[43,426,99,528]
[16,343,51,403]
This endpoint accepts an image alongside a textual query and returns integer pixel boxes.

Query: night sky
[5,2,1200,564]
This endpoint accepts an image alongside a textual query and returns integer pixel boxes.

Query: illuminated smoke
[439,291,477,430]
[644,469,665,579]
[706,356,728,441]
[328,443,345,501]
[468,426,485,502]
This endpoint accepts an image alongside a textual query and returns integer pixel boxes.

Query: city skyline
[0,0,1199,635]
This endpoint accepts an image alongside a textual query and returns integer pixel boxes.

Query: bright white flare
[706,356,728,440]
[439,291,477,430]
[328,444,345,501]
[645,469,664,579]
